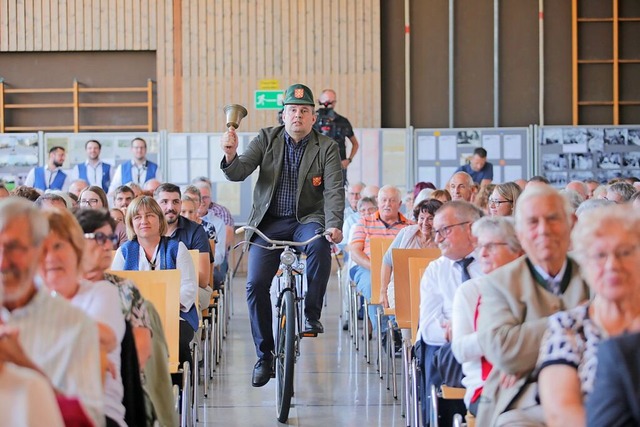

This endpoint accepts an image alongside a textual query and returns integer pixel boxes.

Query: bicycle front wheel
[275,289,296,423]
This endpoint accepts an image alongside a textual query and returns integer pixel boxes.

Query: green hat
[282,83,315,106]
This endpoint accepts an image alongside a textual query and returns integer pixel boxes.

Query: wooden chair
[107,269,182,373]
[407,257,437,426]
[389,248,440,401]
[367,237,394,366]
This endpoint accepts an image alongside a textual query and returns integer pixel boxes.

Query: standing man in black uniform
[314,89,360,186]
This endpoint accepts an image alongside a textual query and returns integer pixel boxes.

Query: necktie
[456,257,474,283]
[548,278,561,296]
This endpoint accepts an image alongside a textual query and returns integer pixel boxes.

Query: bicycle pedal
[300,332,318,338]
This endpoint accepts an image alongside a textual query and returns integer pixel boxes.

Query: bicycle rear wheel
[275,289,296,423]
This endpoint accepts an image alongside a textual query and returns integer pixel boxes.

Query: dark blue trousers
[416,339,442,426]
[246,215,331,360]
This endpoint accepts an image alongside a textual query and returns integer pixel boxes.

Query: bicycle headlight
[280,251,296,266]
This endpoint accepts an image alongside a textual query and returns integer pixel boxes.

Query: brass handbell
[223,104,248,129]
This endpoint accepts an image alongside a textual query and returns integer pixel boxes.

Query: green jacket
[222,125,345,231]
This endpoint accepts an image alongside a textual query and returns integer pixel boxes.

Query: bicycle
[235,225,331,423]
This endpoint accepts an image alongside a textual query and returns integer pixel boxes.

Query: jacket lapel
[272,131,285,188]
[297,134,320,196]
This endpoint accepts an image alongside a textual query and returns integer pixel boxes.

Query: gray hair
[515,185,573,231]
[472,216,522,253]
[575,198,615,218]
[35,192,69,208]
[559,189,585,212]
[0,197,49,247]
[378,185,402,201]
[451,171,474,187]
[357,196,377,210]
[437,200,484,223]
[607,182,636,202]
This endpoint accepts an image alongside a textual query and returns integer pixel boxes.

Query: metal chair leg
[181,362,191,427]
[411,356,420,427]
[376,308,384,379]
[403,340,411,423]
[389,321,398,399]
[363,299,370,362]
[203,319,209,396]
[191,342,199,423]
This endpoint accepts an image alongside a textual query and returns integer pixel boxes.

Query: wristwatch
[347,157,352,163]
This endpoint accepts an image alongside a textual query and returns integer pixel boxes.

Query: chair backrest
[391,248,440,329]
[188,249,200,281]
[409,260,431,340]
[106,269,182,372]
[369,237,394,305]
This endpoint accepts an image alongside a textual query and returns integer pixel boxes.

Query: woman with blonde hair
[488,181,522,217]
[111,196,197,368]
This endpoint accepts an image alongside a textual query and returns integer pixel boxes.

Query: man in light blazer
[221,83,344,387]
[476,184,590,426]
[586,331,640,427]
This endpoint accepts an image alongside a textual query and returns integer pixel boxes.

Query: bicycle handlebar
[235,225,330,250]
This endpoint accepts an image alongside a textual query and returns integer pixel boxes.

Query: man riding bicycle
[220,83,344,387]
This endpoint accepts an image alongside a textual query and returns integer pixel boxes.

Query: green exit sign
[254,90,283,110]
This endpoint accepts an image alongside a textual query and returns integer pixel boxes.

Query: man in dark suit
[586,332,640,427]
[221,83,345,387]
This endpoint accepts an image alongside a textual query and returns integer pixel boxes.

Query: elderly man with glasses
[416,200,484,424]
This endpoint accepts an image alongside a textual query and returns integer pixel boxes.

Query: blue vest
[77,162,111,191]
[121,161,158,185]
[33,167,66,191]
[120,237,199,331]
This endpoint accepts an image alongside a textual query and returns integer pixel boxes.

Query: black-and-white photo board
[537,125,640,186]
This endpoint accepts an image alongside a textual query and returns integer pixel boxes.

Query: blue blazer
[586,331,640,427]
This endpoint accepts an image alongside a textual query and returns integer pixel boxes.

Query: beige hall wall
[0,0,381,132]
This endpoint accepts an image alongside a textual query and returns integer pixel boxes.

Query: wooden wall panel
[0,0,381,132]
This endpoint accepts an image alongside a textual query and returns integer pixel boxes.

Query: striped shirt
[6,287,104,426]
[350,211,413,257]
[208,202,235,227]
[268,132,311,217]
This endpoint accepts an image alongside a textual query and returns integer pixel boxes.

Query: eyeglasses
[488,199,512,207]
[433,221,470,239]
[84,232,119,246]
[586,245,637,265]
[80,198,100,207]
[477,242,509,252]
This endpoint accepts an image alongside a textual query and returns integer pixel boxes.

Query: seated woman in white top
[40,208,127,427]
[111,195,197,368]
[451,216,523,415]
[380,198,442,309]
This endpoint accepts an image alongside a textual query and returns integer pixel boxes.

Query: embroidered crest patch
[312,176,322,187]
[294,88,305,99]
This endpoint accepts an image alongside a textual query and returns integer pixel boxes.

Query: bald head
[565,180,588,200]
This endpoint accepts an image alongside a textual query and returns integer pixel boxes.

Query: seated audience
[473,183,495,214]
[416,200,483,423]
[0,198,103,425]
[111,196,198,368]
[476,185,590,426]
[431,189,452,204]
[69,179,90,197]
[74,208,152,368]
[537,204,640,427]
[565,180,588,200]
[81,186,127,248]
[559,188,585,213]
[11,185,41,201]
[0,286,65,426]
[488,182,522,217]
[380,199,442,309]
[35,192,68,209]
[605,181,635,203]
[574,198,614,218]
[451,216,524,415]
[448,171,475,202]
[350,186,411,333]
[40,208,127,427]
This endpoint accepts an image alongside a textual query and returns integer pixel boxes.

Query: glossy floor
[198,274,404,426]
